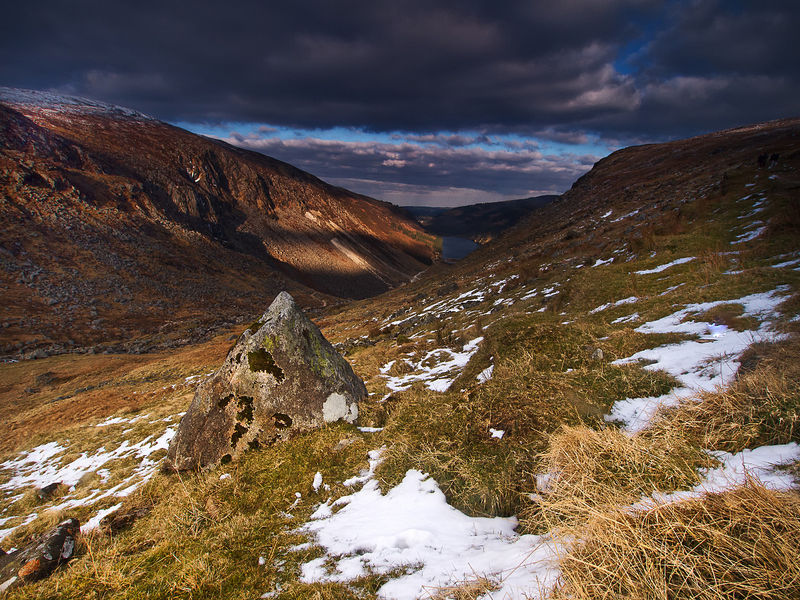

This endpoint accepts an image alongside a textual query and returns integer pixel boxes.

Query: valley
[0,115,798,599]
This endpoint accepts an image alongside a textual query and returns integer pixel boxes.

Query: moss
[262,335,277,351]
[247,349,284,382]
[247,320,264,334]
[303,329,334,378]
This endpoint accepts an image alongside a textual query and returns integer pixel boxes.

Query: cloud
[2,0,798,204]
[0,0,661,133]
[215,130,598,204]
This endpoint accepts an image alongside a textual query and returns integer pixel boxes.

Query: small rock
[591,348,604,361]
[99,507,150,535]
[0,518,80,589]
[34,371,56,387]
[36,482,64,502]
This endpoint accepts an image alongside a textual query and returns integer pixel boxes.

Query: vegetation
[2,134,800,599]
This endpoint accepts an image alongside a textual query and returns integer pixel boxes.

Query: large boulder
[165,292,366,471]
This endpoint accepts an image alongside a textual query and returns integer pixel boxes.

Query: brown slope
[0,89,436,357]
[323,116,800,330]
[452,117,800,274]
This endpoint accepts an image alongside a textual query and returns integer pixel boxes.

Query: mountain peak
[0,87,156,122]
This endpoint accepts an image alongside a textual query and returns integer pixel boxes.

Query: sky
[2,0,799,206]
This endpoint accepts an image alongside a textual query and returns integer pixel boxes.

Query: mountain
[0,88,436,356]
[448,117,800,277]
[0,116,799,599]
[403,195,557,243]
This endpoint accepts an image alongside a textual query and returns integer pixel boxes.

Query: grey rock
[34,371,56,386]
[165,292,366,471]
[99,506,150,535]
[591,347,604,361]
[0,518,80,590]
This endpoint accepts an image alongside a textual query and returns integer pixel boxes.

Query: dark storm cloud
[3,0,797,135]
[2,0,798,204]
[579,0,800,139]
[1,0,654,131]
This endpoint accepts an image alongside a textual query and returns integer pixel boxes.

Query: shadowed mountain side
[404,195,558,243]
[0,91,437,357]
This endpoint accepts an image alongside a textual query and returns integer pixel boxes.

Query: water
[441,236,479,261]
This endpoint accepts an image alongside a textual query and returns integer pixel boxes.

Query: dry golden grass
[425,575,498,599]
[647,337,800,452]
[526,426,709,531]
[0,328,236,454]
[552,483,800,600]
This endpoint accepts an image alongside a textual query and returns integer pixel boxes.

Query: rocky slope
[466,118,800,271]
[0,88,436,357]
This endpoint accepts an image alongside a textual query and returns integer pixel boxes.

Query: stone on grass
[99,506,151,535]
[35,482,64,502]
[165,292,366,471]
[0,518,80,592]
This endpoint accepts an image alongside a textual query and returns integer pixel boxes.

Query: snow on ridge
[612,312,640,324]
[611,209,639,223]
[592,257,614,267]
[590,296,638,314]
[381,337,484,394]
[0,86,155,121]
[732,225,767,245]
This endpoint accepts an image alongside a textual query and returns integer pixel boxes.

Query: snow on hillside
[0,373,209,542]
[0,86,155,121]
[608,286,790,431]
[299,460,560,600]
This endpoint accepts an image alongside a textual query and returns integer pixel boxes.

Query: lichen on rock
[165,291,366,471]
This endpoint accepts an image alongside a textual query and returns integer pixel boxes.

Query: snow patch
[301,469,559,599]
[634,257,695,275]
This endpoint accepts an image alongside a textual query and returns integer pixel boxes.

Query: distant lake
[441,236,479,260]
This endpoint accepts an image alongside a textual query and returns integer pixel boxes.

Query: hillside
[0,88,436,358]
[404,195,557,243]
[0,117,799,599]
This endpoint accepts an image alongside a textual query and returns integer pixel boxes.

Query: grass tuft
[527,426,709,531]
[553,483,800,600]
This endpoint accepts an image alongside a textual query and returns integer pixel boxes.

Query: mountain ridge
[0,88,437,358]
